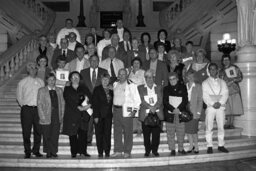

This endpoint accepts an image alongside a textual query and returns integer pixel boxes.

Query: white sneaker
[123,153,131,158]
[111,152,122,157]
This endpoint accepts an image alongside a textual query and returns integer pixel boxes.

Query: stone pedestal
[235,45,256,136]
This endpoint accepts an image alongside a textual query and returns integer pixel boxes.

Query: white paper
[122,103,138,117]
[81,96,93,116]
[169,96,182,108]
[182,57,193,63]
[225,66,237,78]
[56,70,69,81]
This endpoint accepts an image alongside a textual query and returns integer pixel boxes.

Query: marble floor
[1,157,256,171]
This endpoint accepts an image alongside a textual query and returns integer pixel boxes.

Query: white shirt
[202,77,229,108]
[117,28,124,42]
[97,39,111,61]
[68,41,77,51]
[123,41,131,51]
[129,69,145,86]
[149,60,158,76]
[158,53,164,61]
[90,67,98,83]
[145,83,157,96]
[56,27,81,46]
[113,81,126,105]
[76,58,86,73]
[17,76,45,106]
[186,82,195,102]
[99,58,124,77]
[61,48,68,56]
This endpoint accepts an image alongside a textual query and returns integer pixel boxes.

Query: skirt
[185,119,199,134]
[225,93,243,116]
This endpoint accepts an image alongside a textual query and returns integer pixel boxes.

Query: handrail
[0,0,55,85]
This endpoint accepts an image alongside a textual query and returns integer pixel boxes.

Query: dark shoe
[81,152,91,157]
[229,125,235,129]
[218,146,229,153]
[87,141,92,146]
[207,147,213,154]
[144,152,150,157]
[71,154,77,158]
[187,147,195,153]
[46,153,51,158]
[32,152,43,157]
[105,153,110,158]
[51,153,58,158]
[194,150,199,154]
[98,154,103,158]
[24,153,31,159]
[224,125,230,129]
[170,150,176,156]
[178,150,187,155]
[152,152,159,157]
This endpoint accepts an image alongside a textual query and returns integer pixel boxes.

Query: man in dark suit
[144,48,169,87]
[90,27,103,46]
[101,34,127,64]
[80,55,108,145]
[111,19,130,42]
[51,38,76,70]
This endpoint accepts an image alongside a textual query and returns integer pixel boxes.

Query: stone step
[0,110,20,114]
[0,128,243,144]
[0,106,20,110]
[0,98,17,102]
[0,145,255,168]
[0,136,255,156]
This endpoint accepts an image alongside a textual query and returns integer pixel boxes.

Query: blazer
[80,67,108,94]
[126,48,147,68]
[37,87,65,125]
[144,60,169,87]
[92,85,113,119]
[138,84,164,122]
[51,48,76,70]
[62,85,91,136]
[163,83,188,123]
[101,44,127,64]
[65,58,90,73]
[188,83,203,118]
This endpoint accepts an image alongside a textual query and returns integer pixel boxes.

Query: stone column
[235,0,256,136]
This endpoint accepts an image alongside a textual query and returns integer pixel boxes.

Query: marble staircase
[0,73,256,168]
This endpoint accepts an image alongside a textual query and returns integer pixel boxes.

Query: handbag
[179,110,193,122]
[144,112,160,127]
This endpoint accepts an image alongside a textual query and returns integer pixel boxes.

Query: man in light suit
[65,46,90,73]
[144,48,169,87]
[37,73,65,158]
[51,38,76,70]
[80,55,108,145]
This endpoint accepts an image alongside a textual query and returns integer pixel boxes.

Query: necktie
[62,50,66,57]
[110,59,116,78]
[92,69,97,88]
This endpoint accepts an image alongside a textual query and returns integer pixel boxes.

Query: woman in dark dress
[62,71,92,158]
[92,73,113,158]
[154,29,171,53]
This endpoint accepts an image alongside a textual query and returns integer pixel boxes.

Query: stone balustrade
[22,0,48,21]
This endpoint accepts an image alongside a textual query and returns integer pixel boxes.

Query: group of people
[16,18,244,159]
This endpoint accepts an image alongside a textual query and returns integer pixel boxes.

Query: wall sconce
[217,33,236,55]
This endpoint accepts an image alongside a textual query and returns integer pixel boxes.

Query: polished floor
[1,157,256,171]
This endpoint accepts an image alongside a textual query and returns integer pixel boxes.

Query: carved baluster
[0,66,4,81]
[23,46,28,61]
[19,50,24,66]
[15,53,20,71]
[9,57,15,77]
[5,61,10,79]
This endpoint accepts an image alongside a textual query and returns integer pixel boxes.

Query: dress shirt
[113,82,126,105]
[90,67,98,83]
[47,86,56,91]
[49,43,57,49]
[68,41,76,51]
[149,60,158,76]
[202,77,229,108]
[99,58,124,77]
[129,69,145,86]
[76,58,86,73]
[158,53,164,61]
[97,39,111,61]
[145,84,157,96]
[187,82,195,102]
[124,41,131,51]
[17,76,45,106]
[117,28,124,42]
[61,48,68,57]
[56,27,81,46]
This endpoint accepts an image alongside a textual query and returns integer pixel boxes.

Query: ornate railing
[0,0,55,86]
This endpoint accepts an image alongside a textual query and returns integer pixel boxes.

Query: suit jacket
[189,83,203,118]
[51,48,76,70]
[92,85,113,119]
[80,67,108,94]
[126,48,147,68]
[138,84,164,122]
[101,44,127,64]
[144,60,169,86]
[65,58,90,72]
[37,87,65,125]
[154,40,171,53]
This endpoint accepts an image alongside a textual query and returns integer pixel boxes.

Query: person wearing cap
[16,62,45,159]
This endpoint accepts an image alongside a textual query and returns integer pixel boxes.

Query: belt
[23,105,37,108]
[113,105,122,109]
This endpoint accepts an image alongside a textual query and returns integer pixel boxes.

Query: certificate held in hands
[56,70,69,81]
[79,95,93,116]
[169,96,182,108]
[122,103,138,118]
